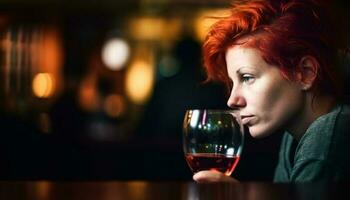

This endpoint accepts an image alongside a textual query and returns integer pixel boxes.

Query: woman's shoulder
[295,104,346,160]
[305,103,350,133]
[290,103,350,181]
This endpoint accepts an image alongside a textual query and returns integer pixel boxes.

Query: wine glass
[183,109,244,176]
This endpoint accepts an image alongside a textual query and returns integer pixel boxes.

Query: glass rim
[184,109,242,124]
[185,109,238,115]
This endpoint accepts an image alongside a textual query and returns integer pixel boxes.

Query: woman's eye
[241,74,255,83]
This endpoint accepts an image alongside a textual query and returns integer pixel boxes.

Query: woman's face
[226,46,304,138]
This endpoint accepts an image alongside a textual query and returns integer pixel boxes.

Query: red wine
[185,153,240,176]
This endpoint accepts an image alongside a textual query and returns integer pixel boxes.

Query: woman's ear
[296,56,319,91]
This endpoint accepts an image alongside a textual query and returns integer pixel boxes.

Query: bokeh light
[37,27,63,96]
[158,54,180,78]
[38,112,51,134]
[32,73,55,98]
[101,38,130,70]
[78,77,100,112]
[103,94,125,118]
[125,60,154,105]
[194,8,230,41]
[127,17,181,42]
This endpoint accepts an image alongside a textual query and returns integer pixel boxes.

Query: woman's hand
[193,170,239,183]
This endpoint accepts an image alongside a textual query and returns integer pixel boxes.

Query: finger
[193,170,238,183]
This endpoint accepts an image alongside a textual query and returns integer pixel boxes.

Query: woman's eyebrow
[236,66,256,74]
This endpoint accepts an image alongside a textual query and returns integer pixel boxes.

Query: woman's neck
[287,94,337,141]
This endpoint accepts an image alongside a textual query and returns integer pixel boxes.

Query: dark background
[0,0,348,181]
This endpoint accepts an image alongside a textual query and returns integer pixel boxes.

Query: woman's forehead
[226,46,264,66]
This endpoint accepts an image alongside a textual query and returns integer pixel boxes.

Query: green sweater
[274,104,350,182]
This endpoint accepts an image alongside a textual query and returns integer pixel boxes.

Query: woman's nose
[227,89,246,109]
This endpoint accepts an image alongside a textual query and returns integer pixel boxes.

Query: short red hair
[203,0,345,97]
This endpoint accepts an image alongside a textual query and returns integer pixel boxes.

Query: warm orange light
[128,17,164,40]
[127,17,181,41]
[35,181,51,200]
[126,182,148,199]
[32,73,55,98]
[78,77,99,112]
[40,29,63,73]
[38,112,51,133]
[125,60,154,104]
[104,94,125,118]
[194,8,230,41]
[38,28,63,96]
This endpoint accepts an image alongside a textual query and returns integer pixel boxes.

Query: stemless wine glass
[183,109,244,176]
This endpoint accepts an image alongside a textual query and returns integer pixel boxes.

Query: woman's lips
[241,116,256,125]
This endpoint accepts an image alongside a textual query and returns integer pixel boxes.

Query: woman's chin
[248,126,272,139]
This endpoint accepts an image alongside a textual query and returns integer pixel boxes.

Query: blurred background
[0,0,348,181]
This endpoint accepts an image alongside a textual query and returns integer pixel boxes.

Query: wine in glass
[183,109,244,176]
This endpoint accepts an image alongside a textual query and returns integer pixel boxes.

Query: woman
[194,0,350,182]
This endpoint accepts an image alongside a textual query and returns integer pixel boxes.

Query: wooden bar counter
[0,181,349,200]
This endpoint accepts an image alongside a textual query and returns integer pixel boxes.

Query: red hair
[203,0,344,98]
